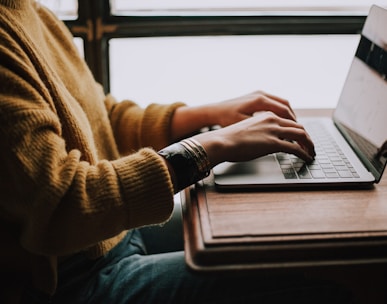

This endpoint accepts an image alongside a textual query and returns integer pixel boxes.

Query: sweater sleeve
[105,94,186,154]
[0,38,175,258]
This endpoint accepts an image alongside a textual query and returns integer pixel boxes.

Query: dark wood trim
[102,15,366,38]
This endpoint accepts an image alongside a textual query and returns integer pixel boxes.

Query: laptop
[213,5,387,190]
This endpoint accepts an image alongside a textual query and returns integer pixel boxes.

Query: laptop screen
[333,5,387,181]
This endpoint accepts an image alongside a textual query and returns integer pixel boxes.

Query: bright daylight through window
[109,0,387,108]
[38,0,387,109]
[39,0,78,20]
[111,0,386,16]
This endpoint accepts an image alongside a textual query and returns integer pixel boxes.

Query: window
[39,0,78,20]
[111,0,385,16]
[48,0,387,108]
[109,35,359,108]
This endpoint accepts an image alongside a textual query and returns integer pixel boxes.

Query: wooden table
[181,109,387,302]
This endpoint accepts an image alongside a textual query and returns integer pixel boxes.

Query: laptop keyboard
[275,123,360,180]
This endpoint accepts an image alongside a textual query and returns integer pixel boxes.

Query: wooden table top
[182,109,387,272]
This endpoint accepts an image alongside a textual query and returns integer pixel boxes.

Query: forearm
[170,104,217,142]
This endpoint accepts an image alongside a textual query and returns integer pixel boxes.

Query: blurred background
[41,0,387,108]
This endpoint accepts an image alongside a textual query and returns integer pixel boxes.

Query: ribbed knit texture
[0,0,29,9]
[0,0,185,295]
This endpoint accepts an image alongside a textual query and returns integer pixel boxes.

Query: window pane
[39,0,78,20]
[109,35,359,109]
[111,0,387,16]
[73,37,84,58]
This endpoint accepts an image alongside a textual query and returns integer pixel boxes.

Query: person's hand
[171,91,297,141]
[206,90,297,127]
[193,111,315,168]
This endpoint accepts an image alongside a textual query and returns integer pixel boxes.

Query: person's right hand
[192,111,315,168]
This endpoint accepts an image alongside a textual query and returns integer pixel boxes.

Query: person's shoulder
[34,1,62,21]
[34,2,75,42]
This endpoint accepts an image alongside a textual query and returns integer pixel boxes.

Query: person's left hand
[171,90,297,142]
[208,90,296,128]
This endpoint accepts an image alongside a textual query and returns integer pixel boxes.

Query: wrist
[192,132,227,168]
[171,105,216,141]
[158,139,211,192]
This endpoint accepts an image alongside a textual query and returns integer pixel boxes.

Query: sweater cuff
[112,148,175,228]
[141,102,186,150]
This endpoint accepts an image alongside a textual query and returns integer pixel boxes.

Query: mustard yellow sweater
[0,0,184,295]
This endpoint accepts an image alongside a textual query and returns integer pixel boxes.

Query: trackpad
[213,154,283,184]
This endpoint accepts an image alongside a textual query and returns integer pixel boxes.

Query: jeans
[24,204,353,304]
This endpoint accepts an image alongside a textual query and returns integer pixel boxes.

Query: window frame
[66,0,368,93]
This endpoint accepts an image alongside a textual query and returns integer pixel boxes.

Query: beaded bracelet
[158,139,211,191]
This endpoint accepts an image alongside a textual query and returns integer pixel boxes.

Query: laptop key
[338,170,354,178]
[310,170,326,179]
[297,166,312,179]
[325,172,340,178]
[281,168,297,179]
[308,164,320,170]
[322,167,336,173]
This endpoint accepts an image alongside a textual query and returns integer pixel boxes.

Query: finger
[276,127,316,158]
[272,118,315,155]
[257,95,297,121]
[274,137,315,163]
[274,115,308,133]
[260,91,296,118]
[250,113,315,158]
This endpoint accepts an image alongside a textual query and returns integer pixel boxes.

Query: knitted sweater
[0,0,184,295]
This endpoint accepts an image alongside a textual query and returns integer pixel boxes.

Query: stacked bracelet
[158,139,211,191]
[180,138,211,176]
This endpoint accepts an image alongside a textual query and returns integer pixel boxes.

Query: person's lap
[52,229,351,304]
[25,203,353,303]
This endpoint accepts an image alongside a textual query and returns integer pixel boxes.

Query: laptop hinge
[376,141,387,158]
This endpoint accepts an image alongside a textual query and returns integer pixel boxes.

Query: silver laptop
[213,5,387,190]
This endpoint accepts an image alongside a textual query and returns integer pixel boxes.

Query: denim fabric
[22,204,353,303]
[43,228,352,304]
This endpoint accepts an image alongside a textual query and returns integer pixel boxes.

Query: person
[0,1,352,303]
